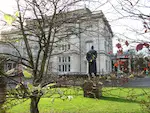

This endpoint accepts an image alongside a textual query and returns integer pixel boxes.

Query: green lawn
[7,87,150,113]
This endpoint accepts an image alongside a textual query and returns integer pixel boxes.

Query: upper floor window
[105,41,107,52]
[68,56,70,62]
[58,56,71,63]
[68,44,70,50]
[62,57,65,62]
[59,57,61,62]
[86,41,93,52]
[59,44,71,51]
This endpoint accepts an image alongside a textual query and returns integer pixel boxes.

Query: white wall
[0,10,113,75]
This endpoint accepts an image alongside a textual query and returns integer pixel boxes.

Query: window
[65,65,67,71]
[68,56,70,62]
[62,45,64,50]
[105,41,107,52]
[13,63,16,68]
[64,45,67,51]
[68,64,70,71]
[68,44,70,50]
[59,56,71,63]
[86,41,93,52]
[106,60,108,71]
[109,61,111,71]
[7,63,12,70]
[58,64,71,72]
[63,44,70,51]
[62,65,65,72]
[58,56,71,72]
[59,57,61,62]
[59,43,70,51]
[62,57,64,62]
[59,65,61,71]
[65,57,67,62]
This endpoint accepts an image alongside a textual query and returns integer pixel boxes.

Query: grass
[6,87,150,113]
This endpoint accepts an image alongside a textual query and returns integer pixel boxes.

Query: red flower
[136,43,143,51]
[114,62,118,67]
[144,67,148,71]
[119,60,124,65]
[125,41,129,46]
[117,49,123,55]
[116,43,122,48]
[108,51,112,54]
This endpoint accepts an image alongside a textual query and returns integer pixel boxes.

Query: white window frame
[58,56,71,72]
[86,41,93,52]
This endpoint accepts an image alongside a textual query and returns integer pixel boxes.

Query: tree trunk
[30,96,40,113]
[0,77,6,113]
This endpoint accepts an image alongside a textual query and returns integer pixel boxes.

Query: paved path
[123,76,150,87]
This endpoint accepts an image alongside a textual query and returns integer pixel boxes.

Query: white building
[51,8,113,75]
[0,8,113,75]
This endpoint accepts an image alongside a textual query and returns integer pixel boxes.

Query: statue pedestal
[83,79,102,99]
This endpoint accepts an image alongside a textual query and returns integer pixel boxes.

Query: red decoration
[136,43,143,51]
[119,60,124,65]
[108,51,112,54]
[117,49,123,55]
[144,67,148,71]
[114,62,118,67]
[125,41,129,46]
[116,43,122,49]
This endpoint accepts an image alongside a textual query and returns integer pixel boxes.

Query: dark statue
[86,46,97,77]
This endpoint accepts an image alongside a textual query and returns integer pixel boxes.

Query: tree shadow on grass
[100,96,140,104]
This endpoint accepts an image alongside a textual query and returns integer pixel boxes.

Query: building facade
[0,8,113,75]
[50,8,113,75]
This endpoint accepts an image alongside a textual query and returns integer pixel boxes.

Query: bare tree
[110,0,150,52]
[0,0,88,113]
[0,0,115,112]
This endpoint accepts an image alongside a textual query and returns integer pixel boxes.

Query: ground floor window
[58,64,71,72]
[58,56,71,72]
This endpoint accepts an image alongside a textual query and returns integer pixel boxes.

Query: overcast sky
[0,0,16,14]
[0,0,150,53]
[81,0,150,53]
